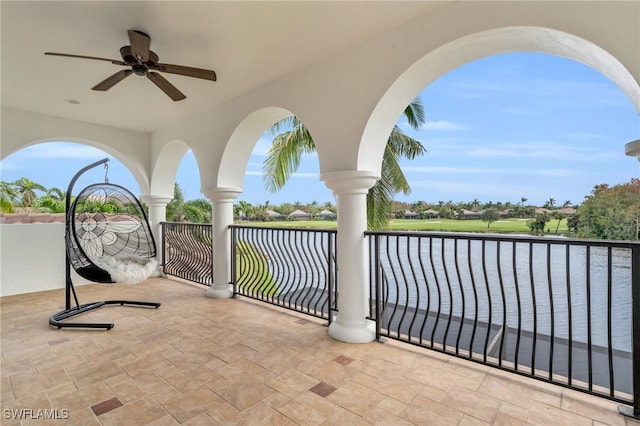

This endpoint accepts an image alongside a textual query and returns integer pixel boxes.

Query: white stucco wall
[0,223,90,297]
[0,108,153,194]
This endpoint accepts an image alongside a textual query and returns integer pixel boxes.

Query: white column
[140,194,172,264]
[321,170,379,343]
[202,186,241,299]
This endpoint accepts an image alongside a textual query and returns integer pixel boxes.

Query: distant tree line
[0,178,65,213]
[391,197,575,220]
[2,177,638,240]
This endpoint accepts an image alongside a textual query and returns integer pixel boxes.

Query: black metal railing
[231,225,337,321]
[161,222,213,285]
[367,230,639,412]
[160,222,639,415]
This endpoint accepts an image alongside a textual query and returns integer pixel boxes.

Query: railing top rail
[365,230,640,249]
[230,224,337,235]
[161,222,212,226]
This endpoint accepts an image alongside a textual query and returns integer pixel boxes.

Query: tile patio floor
[1,278,639,425]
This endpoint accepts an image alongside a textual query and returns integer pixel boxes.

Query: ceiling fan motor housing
[120,46,159,67]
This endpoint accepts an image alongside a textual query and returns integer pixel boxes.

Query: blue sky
[2,52,639,207]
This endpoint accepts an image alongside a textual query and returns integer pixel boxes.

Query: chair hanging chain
[104,162,109,184]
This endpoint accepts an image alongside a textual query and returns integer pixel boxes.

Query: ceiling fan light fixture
[132,64,147,76]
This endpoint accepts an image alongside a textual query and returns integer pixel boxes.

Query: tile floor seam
[148,394,188,425]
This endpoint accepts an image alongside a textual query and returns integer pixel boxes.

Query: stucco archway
[3,137,150,195]
[214,106,299,192]
[358,26,640,175]
[205,106,310,299]
[150,139,193,198]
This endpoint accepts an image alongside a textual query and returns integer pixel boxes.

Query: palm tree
[552,211,565,234]
[166,183,188,222]
[46,187,65,201]
[236,200,254,220]
[544,198,556,209]
[263,98,426,230]
[0,181,18,213]
[12,177,46,213]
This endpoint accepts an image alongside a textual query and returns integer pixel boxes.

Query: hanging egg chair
[50,158,161,330]
[69,182,157,284]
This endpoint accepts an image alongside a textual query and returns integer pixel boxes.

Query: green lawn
[236,240,278,296]
[388,218,568,234]
[236,218,568,234]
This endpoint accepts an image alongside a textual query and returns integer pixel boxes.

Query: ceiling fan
[45,30,216,101]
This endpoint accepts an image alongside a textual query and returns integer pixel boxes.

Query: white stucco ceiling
[1,1,448,134]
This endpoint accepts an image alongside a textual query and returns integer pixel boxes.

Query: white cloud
[245,170,318,178]
[464,142,620,162]
[402,165,582,177]
[421,120,467,131]
[21,142,105,159]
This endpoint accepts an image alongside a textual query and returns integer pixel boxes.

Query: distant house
[404,210,419,219]
[535,208,553,215]
[265,210,284,220]
[288,209,311,220]
[316,210,336,220]
[423,209,439,219]
[462,209,482,219]
[558,207,576,216]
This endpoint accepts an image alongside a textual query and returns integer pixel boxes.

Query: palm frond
[366,178,394,230]
[403,97,426,130]
[268,116,299,135]
[387,125,427,160]
[0,197,15,213]
[263,119,316,192]
[381,142,411,196]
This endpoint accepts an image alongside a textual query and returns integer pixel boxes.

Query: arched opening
[392,52,639,211]
[217,107,333,222]
[239,122,335,222]
[151,139,212,223]
[359,26,640,177]
[0,141,142,215]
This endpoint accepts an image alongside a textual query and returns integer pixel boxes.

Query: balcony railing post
[372,233,381,341]
[620,246,640,419]
[160,222,166,270]
[230,225,237,296]
[327,231,334,324]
